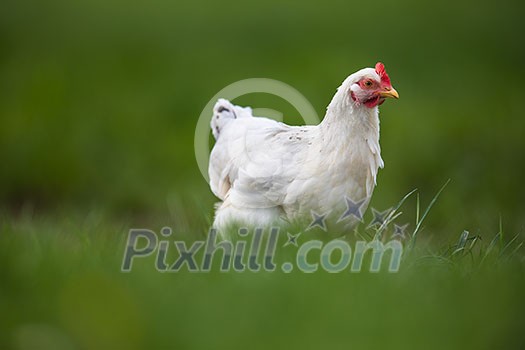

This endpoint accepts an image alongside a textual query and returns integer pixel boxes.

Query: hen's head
[349,62,399,108]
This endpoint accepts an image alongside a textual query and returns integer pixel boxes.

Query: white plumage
[209,63,399,231]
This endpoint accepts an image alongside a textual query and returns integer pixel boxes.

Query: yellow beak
[379,87,399,99]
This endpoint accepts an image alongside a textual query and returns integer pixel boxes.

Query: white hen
[209,63,399,231]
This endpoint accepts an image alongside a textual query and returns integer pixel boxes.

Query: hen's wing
[209,99,314,210]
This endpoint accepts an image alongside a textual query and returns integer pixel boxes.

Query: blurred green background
[1,0,524,233]
[1,0,524,349]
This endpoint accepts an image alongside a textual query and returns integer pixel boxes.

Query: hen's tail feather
[211,99,237,140]
[211,99,253,140]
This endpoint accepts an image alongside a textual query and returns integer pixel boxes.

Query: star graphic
[338,197,367,222]
[368,207,392,229]
[308,210,329,231]
[392,223,409,239]
[283,232,301,247]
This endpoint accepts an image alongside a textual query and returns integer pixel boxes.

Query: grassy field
[1,189,524,349]
[1,207,524,350]
[1,0,525,349]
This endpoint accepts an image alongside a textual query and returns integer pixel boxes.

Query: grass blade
[409,179,451,249]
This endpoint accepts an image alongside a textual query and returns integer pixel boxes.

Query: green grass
[1,191,524,350]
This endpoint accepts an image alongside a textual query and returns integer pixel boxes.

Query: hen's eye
[364,80,373,87]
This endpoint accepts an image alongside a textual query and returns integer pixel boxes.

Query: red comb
[375,62,391,86]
